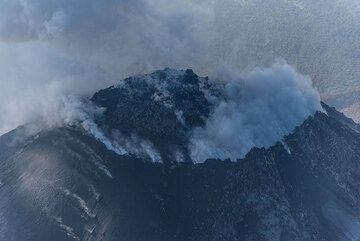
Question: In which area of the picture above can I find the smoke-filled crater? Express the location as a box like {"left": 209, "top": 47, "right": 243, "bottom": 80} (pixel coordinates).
{"left": 89, "top": 65, "right": 321, "bottom": 163}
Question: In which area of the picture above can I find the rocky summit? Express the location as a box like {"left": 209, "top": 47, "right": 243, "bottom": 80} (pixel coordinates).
{"left": 91, "top": 68, "right": 214, "bottom": 162}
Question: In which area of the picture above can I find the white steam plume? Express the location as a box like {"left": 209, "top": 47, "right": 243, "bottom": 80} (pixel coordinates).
{"left": 190, "top": 64, "right": 322, "bottom": 162}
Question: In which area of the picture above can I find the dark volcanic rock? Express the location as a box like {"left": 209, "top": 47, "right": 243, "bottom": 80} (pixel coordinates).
{"left": 1, "top": 102, "right": 360, "bottom": 241}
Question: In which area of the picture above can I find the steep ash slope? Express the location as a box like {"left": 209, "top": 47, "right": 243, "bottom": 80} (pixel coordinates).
{"left": 1, "top": 103, "right": 360, "bottom": 241}
{"left": 0, "top": 126, "right": 166, "bottom": 241}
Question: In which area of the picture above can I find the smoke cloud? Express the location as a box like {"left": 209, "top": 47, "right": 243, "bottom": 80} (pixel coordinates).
{"left": 190, "top": 64, "right": 322, "bottom": 162}
{"left": 0, "top": 0, "right": 357, "bottom": 160}
{"left": 0, "top": 0, "right": 211, "bottom": 134}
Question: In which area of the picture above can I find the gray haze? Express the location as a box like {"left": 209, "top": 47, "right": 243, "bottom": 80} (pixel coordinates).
{"left": 201, "top": 0, "right": 360, "bottom": 121}
{"left": 0, "top": 0, "right": 358, "bottom": 160}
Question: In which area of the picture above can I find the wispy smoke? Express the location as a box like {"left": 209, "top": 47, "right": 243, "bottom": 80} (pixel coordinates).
{"left": 112, "top": 131, "right": 162, "bottom": 162}
{"left": 190, "top": 64, "right": 322, "bottom": 162}
{"left": 17, "top": 93, "right": 127, "bottom": 156}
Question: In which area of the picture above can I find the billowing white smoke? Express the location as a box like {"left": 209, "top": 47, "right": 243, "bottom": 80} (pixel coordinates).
{"left": 0, "top": 42, "right": 113, "bottom": 134}
{"left": 190, "top": 64, "right": 322, "bottom": 162}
